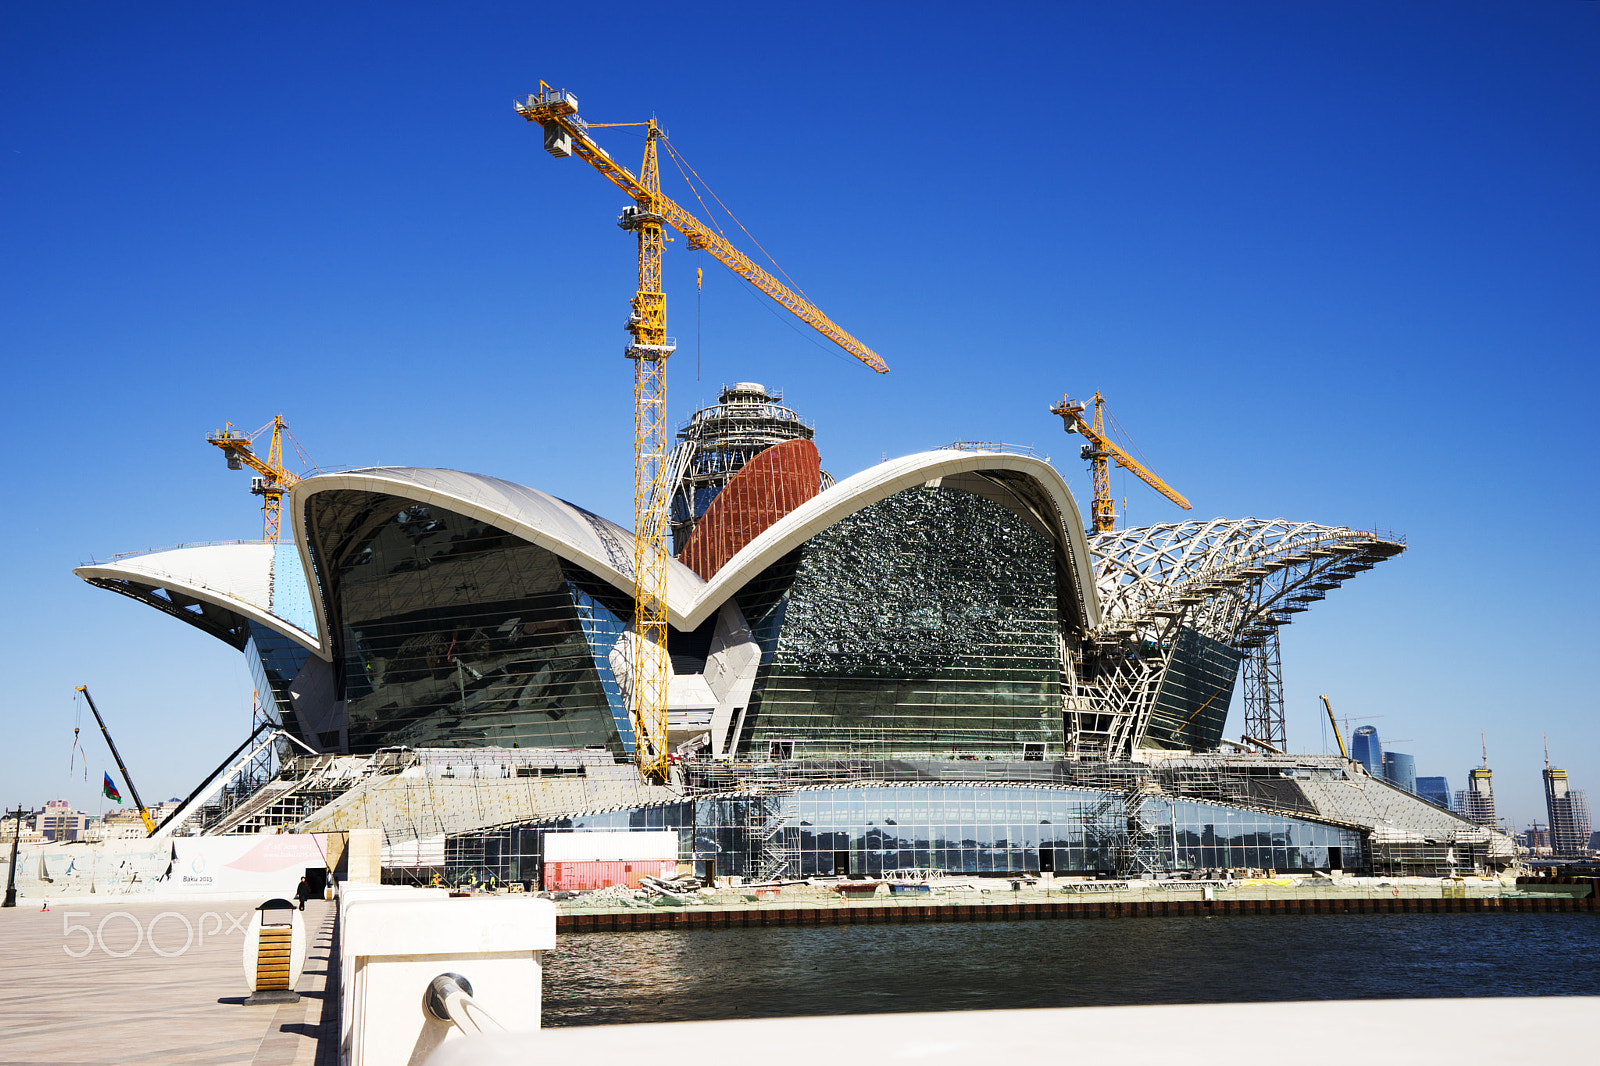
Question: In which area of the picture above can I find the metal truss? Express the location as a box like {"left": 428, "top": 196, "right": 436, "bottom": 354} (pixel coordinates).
{"left": 1241, "top": 629, "right": 1288, "bottom": 750}
{"left": 1064, "top": 519, "right": 1404, "bottom": 759}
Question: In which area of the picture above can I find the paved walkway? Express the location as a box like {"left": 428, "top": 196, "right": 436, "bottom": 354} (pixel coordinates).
{"left": 0, "top": 898, "right": 338, "bottom": 1065}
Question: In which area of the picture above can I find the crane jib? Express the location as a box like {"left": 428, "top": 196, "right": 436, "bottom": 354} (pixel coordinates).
{"left": 521, "top": 95, "right": 887, "bottom": 374}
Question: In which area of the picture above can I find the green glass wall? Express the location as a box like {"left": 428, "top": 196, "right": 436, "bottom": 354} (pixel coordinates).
{"left": 734, "top": 485, "right": 1064, "bottom": 759}
{"left": 1143, "top": 627, "right": 1241, "bottom": 751}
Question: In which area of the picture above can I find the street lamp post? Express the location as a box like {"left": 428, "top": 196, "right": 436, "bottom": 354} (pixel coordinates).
{"left": 3, "top": 805, "right": 24, "bottom": 908}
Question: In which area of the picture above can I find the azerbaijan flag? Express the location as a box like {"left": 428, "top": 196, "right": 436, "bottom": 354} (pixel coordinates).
{"left": 102, "top": 772, "right": 121, "bottom": 803}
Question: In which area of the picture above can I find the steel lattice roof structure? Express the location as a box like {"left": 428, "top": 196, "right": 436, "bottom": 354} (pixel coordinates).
{"left": 1090, "top": 518, "right": 1405, "bottom": 647}
{"left": 1060, "top": 518, "right": 1405, "bottom": 760}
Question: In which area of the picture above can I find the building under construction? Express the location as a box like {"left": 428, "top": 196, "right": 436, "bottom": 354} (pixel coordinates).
{"left": 663, "top": 383, "right": 834, "bottom": 565}
{"left": 1544, "top": 761, "right": 1592, "bottom": 859}
{"left": 74, "top": 385, "right": 1514, "bottom": 882}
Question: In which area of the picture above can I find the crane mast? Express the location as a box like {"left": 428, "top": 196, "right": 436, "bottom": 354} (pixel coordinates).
{"left": 1050, "top": 391, "right": 1191, "bottom": 534}
{"left": 516, "top": 84, "right": 885, "bottom": 782}
{"left": 624, "top": 119, "right": 673, "bottom": 786}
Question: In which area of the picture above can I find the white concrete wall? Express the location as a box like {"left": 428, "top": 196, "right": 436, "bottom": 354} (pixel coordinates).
{"left": 338, "top": 884, "right": 555, "bottom": 1066}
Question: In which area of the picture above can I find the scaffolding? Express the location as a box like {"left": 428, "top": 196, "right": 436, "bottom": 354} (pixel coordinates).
{"left": 244, "top": 691, "right": 278, "bottom": 793}
{"left": 1240, "top": 629, "right": 1288, "bottom": 749}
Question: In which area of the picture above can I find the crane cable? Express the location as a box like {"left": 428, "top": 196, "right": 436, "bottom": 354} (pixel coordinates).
{"left": 68, "top": 690, "right": 87, "bottom": 781}
{"left": 1105, "top": 408, "right": 1151, "bottom": 464}
{"left": 659, "top": 136, "right": 810, "bottom": 301}
{"left": 659, "top": 138, "right": 847, "bottom": 367}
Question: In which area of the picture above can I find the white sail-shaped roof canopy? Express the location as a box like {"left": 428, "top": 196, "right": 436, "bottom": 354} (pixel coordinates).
{"left": 288, "top": 452, "right": 1099, "bottom": 640}
{"left": 289, "top": 468, "right": 709, "bottom": 642}
{"left": 74, "top": 542, "right": 320, "bottom": 655}
{"left": 76, "top": 452, "right": 1101, "bottom": 666}
{"left": 679, "top": 448, "right": 1101, "bottom": 631}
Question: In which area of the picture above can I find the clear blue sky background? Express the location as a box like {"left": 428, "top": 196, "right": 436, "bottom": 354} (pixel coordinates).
{"left": 3, "top": 2, "right": 1595, "bottom": 829}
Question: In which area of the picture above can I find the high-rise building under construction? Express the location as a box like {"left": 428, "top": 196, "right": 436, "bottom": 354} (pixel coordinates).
{"left": 1543, "top": 762, "right": 1592, "bottom": 859}
{"left": 1459, "top": 766, "right": 1497, "bottom": 829}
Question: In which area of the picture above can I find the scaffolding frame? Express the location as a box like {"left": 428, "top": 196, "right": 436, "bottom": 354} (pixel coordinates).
{"left": 1241, "top": 629, "right": 1288, "bottom": 749}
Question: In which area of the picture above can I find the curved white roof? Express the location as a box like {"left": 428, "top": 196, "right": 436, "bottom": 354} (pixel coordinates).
{"left": 290, "top": 468, "right": 708, "bottom": 635}
{"left": 288, "top": 454, "right": 1100, "bottom": 639}
{"left": 679, "top": 449, "right": 1101, "bottom": 629}
{"left": 74, "top": 542, "right": 320, "bottom": 654}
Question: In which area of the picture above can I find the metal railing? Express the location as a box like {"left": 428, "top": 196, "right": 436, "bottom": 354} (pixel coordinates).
{"left": 425, "top": 973, "right": 506, "bottom": 1035}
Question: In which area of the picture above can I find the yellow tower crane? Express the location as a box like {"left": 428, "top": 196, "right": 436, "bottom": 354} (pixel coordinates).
{"left": 1319, "top": 695, "right": 1350, "bottom": 761}
{"left": 516, "top": 84, "right": 887, "bottom": 782}
{"left": 205, "top": 415, "right": 314, "bottom": 543}
{"left": 1050, "top": 392, "right": 1191, "bottom": 534}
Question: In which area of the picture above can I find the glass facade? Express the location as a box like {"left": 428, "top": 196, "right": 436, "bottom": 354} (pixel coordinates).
{"left": 1142, "top": 627, "right": 1241, "bottom": 751}
{"left": 734, "top": 486, "right": 1065, "bottom": 760}
{"left": 1383, "top": 751, "right": 1417, "bottom": 794}
{"left": 244, "top": 622, "right": 312, "bottom": 742}
{"left": 444, "top": 783, "right": 1365, "bottom": 886}
{"left": 1416, "top": 776, "right": 1453, "bottom": 810}
{"left": 1351, "top": 726, "right": 1382, "bottom": 778}
{"left": 306, "top": 491, "right": 634, "bottom": 755}
{"left": 271, "top": 542, "right": 317, "bottom": 635}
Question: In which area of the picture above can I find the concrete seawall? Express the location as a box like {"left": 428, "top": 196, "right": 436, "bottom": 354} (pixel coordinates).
{"left": 557, "top": 890, "right": 1598, "bottom": 933}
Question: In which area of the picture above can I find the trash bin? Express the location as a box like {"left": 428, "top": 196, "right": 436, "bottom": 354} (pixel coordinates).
{"left": 243, "top": 898, "right": 306, "bottom": 1005}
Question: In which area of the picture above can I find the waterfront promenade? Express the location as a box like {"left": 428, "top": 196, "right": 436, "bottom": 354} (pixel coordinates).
{"left": 0, "top": 899, "right": 337, "bottom": 1065}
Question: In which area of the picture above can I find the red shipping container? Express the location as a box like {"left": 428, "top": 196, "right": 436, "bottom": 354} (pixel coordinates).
{"left": 544, "top": 859, "right": 678, "bottom": 891}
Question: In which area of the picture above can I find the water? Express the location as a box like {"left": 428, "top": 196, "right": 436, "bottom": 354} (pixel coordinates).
{"left": 543, "top": 914, "right": 1600, "bottom": 1027}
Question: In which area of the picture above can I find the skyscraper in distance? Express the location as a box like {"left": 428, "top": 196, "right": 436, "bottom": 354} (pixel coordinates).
{"left": 1384, "top": 751, "right": 1417, "bottom": 795}
{"left": 1351, "top": 726, "right": 1383, "bottom": 779}
{"left": 1543, "top": 739, "right": 1592, "bottom": 859}
{"left": 1416, "top": 776, "right": 1453, "bottom": 810}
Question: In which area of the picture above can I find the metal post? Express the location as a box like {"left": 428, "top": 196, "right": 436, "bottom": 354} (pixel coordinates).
{"left": 3, "top": 805, "right": 23, "bottom": 907}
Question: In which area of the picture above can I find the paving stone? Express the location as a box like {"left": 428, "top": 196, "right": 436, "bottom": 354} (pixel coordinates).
{"left": 0, "top": 898, "right": 337, "bottom": 1065}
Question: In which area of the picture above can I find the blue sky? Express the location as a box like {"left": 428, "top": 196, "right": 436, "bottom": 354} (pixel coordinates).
{"left": 3, "top": 2, "right": 1595, "bottom": 828}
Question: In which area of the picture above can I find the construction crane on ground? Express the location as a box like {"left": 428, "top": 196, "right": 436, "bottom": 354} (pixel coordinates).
{"left": 1050, "top": 392, "right": 1190, "bottom": 535}
{"left": 77, "top": 686, "right": 155, "bottom": 835}
{"left": 205, "top": 416, "right": 315, "bottom": 543}
{"left": 1319, "top": 694, "right": 1350, "bottom": 762}
{"left": 515, "top": 83, "right": 887, "bottom": 782}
